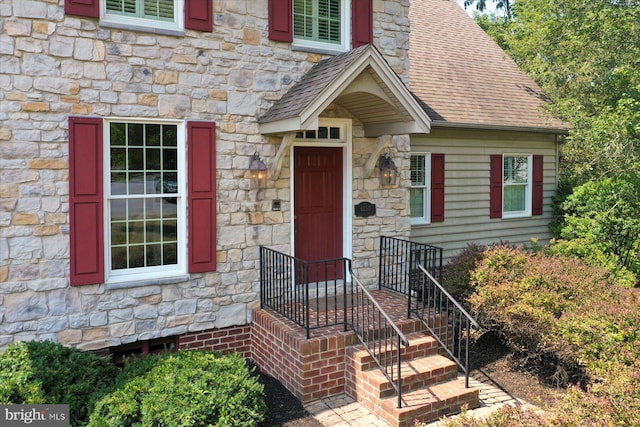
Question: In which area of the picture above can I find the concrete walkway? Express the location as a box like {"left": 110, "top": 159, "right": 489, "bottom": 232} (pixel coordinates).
{"left": 305, "top": 372, "right": 534, "bottom": 426}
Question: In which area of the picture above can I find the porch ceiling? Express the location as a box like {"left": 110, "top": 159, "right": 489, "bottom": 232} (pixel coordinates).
{"left": 258, "top": 44, "right": 431, "bottom": 137}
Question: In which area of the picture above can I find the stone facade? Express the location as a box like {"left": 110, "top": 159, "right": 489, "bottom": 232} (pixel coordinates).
{"left": 0, "top": 0, "right": 413, "bottom": 351}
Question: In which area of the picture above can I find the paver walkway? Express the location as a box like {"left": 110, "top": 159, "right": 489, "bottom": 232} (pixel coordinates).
{"left": 305, "top": 372, "right": 535, "bottom": 426}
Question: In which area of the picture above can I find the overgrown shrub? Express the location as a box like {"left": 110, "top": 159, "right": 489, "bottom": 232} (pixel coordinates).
{"left": 557, "top": 174, "right": 640, "bottom": 280}
{"left": 442, "top": 243, "right": 486, "bottom": 301}
{"left": 0, "top": 341, "right": 118, "bottom": 427}
{"left": 431, "top": 404, "right": 550, "bottom": 427}
{"left": 468, "top": 245, "right": 640, "bottom": 426}
{"left": 88, "top": 350, "right": 266, "bottom": 427}
{"left": 545, "top": 238, "right": 637, "bottom": 288}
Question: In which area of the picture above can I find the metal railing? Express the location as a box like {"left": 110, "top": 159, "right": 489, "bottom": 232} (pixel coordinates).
{"left": 410, "top": 264, "right": 479, "bottom": 387}
{"left": 259, "top": 246, "right": 350, "bottom": 339}
{"left": 379, "top": 236, "right": 443, "bottom": 299}
{"left": 347, "top": 271, "right": 410, "bottom": 409}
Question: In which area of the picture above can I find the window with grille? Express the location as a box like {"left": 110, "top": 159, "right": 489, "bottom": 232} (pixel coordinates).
{"left": 410, "top": 153, "right": 431, "bottom": 224}
{"left": 293, "top": 0, "right": 350, "bottom": 52}
{"left": 107, "top": 120, "right": 186, "bottom": 282}
{"left": 503, "top": 155, "right": 531, "bottom": 217}
{"left": 103, "top": 0, "right": 181, "bottom": 30}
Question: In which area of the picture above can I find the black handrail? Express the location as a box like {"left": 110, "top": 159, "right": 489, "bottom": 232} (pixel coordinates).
{"left": 259, "top": 246, "right": 349, "bottom": 339}
{"left": 347, "top": 271, "right": 410, "bottom": 409}
{"left": 411, "top": 264, "right": 479, "bottom": 388}
{"left": 378, "top": 236, "right": 443, "bottom": 298}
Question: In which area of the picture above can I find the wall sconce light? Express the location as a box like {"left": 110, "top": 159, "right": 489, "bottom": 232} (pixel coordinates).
{"left": 379, "top": 152, "right": 398, "bottom": 186}
{"left": 249, "top": 152, "right": 268, "bottom": 189}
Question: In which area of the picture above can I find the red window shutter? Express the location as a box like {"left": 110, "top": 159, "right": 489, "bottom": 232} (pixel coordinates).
{"left": 268, "top": 0, "right": 293, "bottom": 42}
{"left": 65, "top": 0, "right": 99, "bottom": 18}
{"left": 185, "top": 0, "right": 213, "bottom": 32}
{"left": 430, "top": 154, "right": 445, "bottom": 223}
{"left": 532, "top": 155, "right": 544, "bottom": 216}
{"left": 352, "top": 0, "right": 373, "bottom": 47}
{"left": 188, "top": 122, "right": 217, "bottom": 273}
{"left": 489, "top": 154, "right": 503, "bottom": 219}
{"left": 69, "top": 117, "right": 104, "bottom": 286}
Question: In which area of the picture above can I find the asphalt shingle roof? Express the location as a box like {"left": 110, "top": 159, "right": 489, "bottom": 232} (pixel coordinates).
{"left": 258, "top": 45, "right": 371, "bottom": 124}
{"left": 409, "top": 0, "right": 566, "bottom": 131}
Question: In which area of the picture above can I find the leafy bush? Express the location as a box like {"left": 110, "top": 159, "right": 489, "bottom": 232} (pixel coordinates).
{"left": 557, "top": 174, "right": 640, "bottom": 280}
{"left": 88, "top": 350, "right": 266, "bottom": 427}
{"left": 468, "top": 246, "right": 640, "bottom": 426}
{"left": 431, "top": 404, "right": 550, "bottom": 427}
{"left": 442, "top": 243, "right": 486, "bottom": 301}
{"left": 0, "top": 341, "right": 118, "bottom": 427}
{"left": 546, "top": 238, "right": 637, "bottom": 288}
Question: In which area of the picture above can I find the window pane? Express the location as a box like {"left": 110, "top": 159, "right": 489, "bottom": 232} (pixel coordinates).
{"left": 108, "top": 121, "right": 181, "bottom": 272}
{"left": 410, "top": 188, "right": 424, "bottom": 218}
{"left": 504, "top": 156, "right": 528, "bottom": 184}
{"left": 144, "top": 0, "right": 173, "bottom": 20}
{"left": 111, "top": 172, "right": 127, "bottom": 196}
{"left": 294, "top": 0, "right": 341, "bottom": 43}
{"left": 146, "top": 124, "right": 160, "bottom": 146}
{"left": 410, "top": 155, "right": 426, "bottom": 186}
{"left": 504, "top": 185, "right": 526, "bottom": 212}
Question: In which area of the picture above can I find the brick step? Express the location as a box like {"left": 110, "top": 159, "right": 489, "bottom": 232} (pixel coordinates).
{"left": 363, "top": 354, "right": 459, "bottom": 398}
{"left": 378, "top": 378, "right": 480, "bottom": 427}
{"left": 346, "top": 333, "right": 440, "bottom": 371}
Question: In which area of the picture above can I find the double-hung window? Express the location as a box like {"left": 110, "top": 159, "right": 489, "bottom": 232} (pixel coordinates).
{"left": 69, "top": 117, "right": 217, "bottom": 287}
{"left": 410, "top": 153, "right": 431, "bottom": 224}
{"left": 102, "top": 0, "right": 183, "bottom": 31}
{"left": 106, "top": 120, "right": 187, "bottom": 283}
{"left": 293, "top": 0, "right": 350, "bottom": 52}
{"left": 502, "top": 154, "right": 532, "bottom": 218}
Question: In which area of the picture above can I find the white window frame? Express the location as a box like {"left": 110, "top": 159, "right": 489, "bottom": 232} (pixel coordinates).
{"left": 292, "top": 0, "right": 351, "bottom": 53}
{"left": 103, "top": 118, "right": 187, "bottom": 285}
{"left": 410, "top": 153, "right": 431, "bottom": 225}
{"left": 502, "top": 154, "right": 532, "bottom": 219}
{"left": 100, "top": 0, "right": 184, "bottom": 32}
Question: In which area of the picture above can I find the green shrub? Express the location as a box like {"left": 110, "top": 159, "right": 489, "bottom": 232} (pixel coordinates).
{"left": 0, "top": 341, "right": 118, "bottom": 427}
{"left": 88, "top": 350, "right": 266, "bottom": 427}
{"left": 469, "top": 246, "right": 640, "bottom": 426}
{"left": 558, "top": 174, "right": 640, "bottom": 279}
{"left": 419, "top": 404, "right": 550, "bottom": 427}
{"left": 545, "top": 238, "right": 637, "bottom": 288}
{"left": 442, "top": 243, "right": 486, "bottom": 301}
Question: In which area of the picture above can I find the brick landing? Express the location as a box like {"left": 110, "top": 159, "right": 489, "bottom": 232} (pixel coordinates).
{"left": 251, "top": 289, "right": 479, "bottom": 426}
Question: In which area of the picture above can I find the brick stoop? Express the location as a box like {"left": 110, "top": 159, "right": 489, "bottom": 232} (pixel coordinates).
{"left": 345, "top": 333, "right": 480, "bottom": 427}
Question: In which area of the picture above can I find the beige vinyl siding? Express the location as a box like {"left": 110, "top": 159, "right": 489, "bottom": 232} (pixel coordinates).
{"left": 410, "top": 127, "right": 559, "bottom": 262}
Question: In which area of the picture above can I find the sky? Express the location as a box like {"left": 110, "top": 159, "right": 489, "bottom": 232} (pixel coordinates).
{"left": 455, "top": 0, "right": 500, "bottom": 16}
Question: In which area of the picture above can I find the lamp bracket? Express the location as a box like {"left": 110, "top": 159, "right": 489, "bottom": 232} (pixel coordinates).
{"left": 365, "top": 135, "right": 392, "bottom": 178}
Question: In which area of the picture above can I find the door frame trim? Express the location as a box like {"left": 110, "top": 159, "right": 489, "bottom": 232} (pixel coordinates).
{"left": 290, "top": 118, "right": 353, "bottom": 261}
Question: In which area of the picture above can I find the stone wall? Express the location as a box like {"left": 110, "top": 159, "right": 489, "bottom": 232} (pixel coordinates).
{"left": 0, "top": 0, "right": 412, "bottom": 351}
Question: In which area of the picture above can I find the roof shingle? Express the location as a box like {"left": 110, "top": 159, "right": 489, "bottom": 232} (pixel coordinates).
{"left": 409, "top": 0, "right": 566, "bottom": 131}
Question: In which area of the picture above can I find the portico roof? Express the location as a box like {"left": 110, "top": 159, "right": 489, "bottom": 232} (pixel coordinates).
{"left": 258, "top": 44, "right": 432, "bottom": 137}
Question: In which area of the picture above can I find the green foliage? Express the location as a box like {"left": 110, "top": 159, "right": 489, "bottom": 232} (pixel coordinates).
{"left": 477, "top": 0, "right": 640, "bottom": 187}
{"left": 442, "top": 243, "right": 486, "bottom": 301}
{"left": 0, "top": 341, "right": 119, "bottom": 427}
{"left": 556, "top": 174, "right": 640, "bottom": 279}
{"left": 546, "top": 239, "right": 637, "bottom": 288}
{"left": 468, "top": 246, "right": 640, "bottom": 426}
{"left": 88, "top": 350, "right": 266, "bottom": 427}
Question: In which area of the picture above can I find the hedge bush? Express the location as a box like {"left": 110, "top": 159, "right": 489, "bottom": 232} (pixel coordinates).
{"left": 468, "top": 245, "right": 640, "bottom": 426}
{"left": 88, "top": 350, "right": 266, "bottom": 427}
{"left": 557, "top": 174, "right": 640, "bottom": 279}
{"left": 0, "top": 342, "right": 266, "bottom": 427}
{"left": 0, "top": 341, "right": 118, "bottom": 427}
{"left": 441, "top": 242, "right": 486, "bottom": 301}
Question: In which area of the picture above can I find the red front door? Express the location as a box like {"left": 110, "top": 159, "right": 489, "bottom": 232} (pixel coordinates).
{"left": 294, "top": 147, "right": 343, "bottom": 279}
